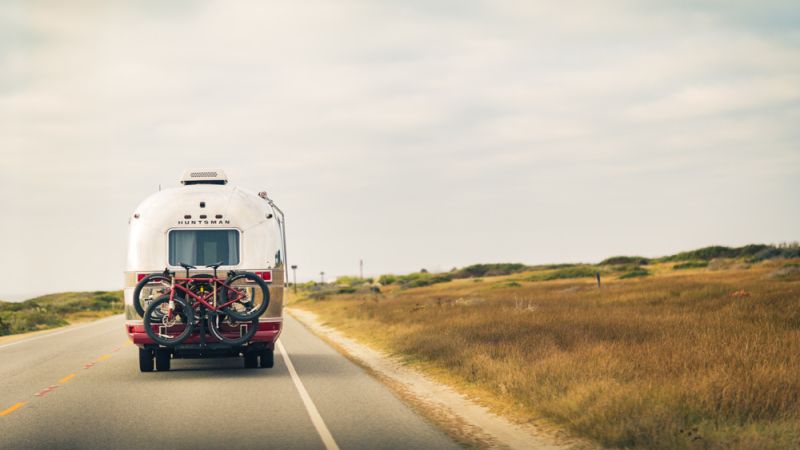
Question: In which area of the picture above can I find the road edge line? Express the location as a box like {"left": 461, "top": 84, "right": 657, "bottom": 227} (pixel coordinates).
{"left": 286, "top": 308, "right": 580, "bottom": 450}
{"left": 277, "top": 340, "right": 340, "bottom": 450}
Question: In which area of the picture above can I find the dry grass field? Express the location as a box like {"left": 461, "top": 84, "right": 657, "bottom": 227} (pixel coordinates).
{"left": 294, "top": 260, "right": 800, "bottom": 449}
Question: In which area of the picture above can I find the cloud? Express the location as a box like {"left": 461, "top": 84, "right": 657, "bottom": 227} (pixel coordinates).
{"left": 0, "top": 0, "right": 798, "bottom": 296}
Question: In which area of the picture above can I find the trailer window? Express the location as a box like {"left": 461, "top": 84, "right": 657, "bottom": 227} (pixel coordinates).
{"left": 169, "top": 230, "right": 240, "bottom": 266}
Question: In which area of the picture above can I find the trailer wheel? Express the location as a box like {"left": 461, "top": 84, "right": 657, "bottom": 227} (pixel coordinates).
{"left": 259, "top": 349, "right": 274, "bottom": 368}
{"left": 155, "top": 349, "right": 171, "bottom": 371}
{"left": 139, "top": 349, "right": 154, "bottom": 372}
{"left": 244, "top": 352, "right": 258, "bottom": 369}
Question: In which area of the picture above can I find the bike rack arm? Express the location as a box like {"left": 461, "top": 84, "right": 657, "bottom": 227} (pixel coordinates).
{"left": 263, "top": 195, "right": 288, "bottom": 285}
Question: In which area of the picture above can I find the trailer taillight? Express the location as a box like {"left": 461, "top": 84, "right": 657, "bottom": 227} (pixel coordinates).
{"left": 256, "top": 271, "right": 272, "bottom": 282}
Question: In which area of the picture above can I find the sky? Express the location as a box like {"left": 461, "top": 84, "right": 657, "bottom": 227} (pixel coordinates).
{"left": 1, "top": 1, "right": 798, "bottom": 299}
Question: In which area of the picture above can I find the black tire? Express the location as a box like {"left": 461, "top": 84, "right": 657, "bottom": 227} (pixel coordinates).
{"left": 139, "top": 348, "right": 154, "bottom": 372}
{"left": 143, "top": 295, "right": 194, "bottom": 346}
{"left": 155, "top": 349, "right": 171, "bottom": 371}
{"left": 244, "top": 352, "right": 258, "bottom": 369}
{"left": 207, "top": 314, "right": 258, "bottom": 346}
{"left": 259, "top": 349, "right": 274, "bottom": 368}
{"left": 221, "top": 272, "right": 270, "bottom": 321}
{"left": 133, "top": 274, "right": 172, "bottom": 318}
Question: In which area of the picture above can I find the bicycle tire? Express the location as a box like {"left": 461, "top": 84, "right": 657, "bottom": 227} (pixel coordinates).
{"left": 220, "top": 272, "right": 270, "bottom": 321}
{"left": 143, "top": 294, "right": 194, "bottom": 346}
{"left": 133, "top": 274, "right": 172, "bottom": 318}
{"left": 207, "top": 314, "right": 258, "bottom": 346}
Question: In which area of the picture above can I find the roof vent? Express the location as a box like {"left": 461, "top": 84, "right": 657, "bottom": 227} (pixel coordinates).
{"left": 180, "top": 169, "right": 228, "bottom": 185}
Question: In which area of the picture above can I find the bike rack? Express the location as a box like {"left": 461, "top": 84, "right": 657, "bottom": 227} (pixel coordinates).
{"left": 199, "top": 306, "right": 207, "bottom": 347}
{"left": 263, "top": 195, "right": 288, "bottom": 285}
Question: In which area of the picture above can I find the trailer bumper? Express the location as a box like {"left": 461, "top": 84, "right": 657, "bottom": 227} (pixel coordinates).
{"left": 125, "top": 319, "right": 282, "bottom": 347}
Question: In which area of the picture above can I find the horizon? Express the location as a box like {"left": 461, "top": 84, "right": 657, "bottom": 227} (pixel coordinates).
{"left": 2, "top": 1, "right": 798, "bottom": 299}
{"left": 2, "top": 240, "right": 795, "bottom": 302}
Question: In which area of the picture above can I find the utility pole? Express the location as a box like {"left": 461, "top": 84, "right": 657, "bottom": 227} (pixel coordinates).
{"left": 320, "top": 271, "right": 325, "bottom": 284}
{"left": 359, "top": 259, "right": 363, "bottom": 279}
{"left": 291, "top": 265, "right": 298, "bottom": 294}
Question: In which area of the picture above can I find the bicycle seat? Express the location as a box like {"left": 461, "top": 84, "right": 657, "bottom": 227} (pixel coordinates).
{"left": 205, "top": 261, "right": 224, "bottom": 270}
{"left": 180, "top": 262, "right": 196, "bottom": 270}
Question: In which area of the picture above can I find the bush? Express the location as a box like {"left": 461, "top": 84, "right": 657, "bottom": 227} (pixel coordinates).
{"left": 600, "top": 256, "right": 650, "bottom": 266}
{"left": 451, "top": 263, "right": 528, "bottom": 279}
{"left": 620, "top": 268, "right": 650, "bottom": 279}
{"left": 673, "top": 261, "right": 709, "bottom": 270}
{"left": 749, "top": 244, "right": 800, "bottom": 262}
{"left": 336, "top": 276, "right": 372, "bottom": 287}
{"left": 378, "top": 274, "right": 398, "bottom": 285}
{"left": 398, "top": 272, "right": 453, "bottom": 288}
{"left": 661, "top": 245, "right": 771, "bottom": 262}
{"left": 526, "top": 265, "right": 597, "bottom": 282}
{"left": 375, "top": 272, "right": 457, "bottom": 289}
{"left": 0, "top": 291, "right": 122, "bottom": 336}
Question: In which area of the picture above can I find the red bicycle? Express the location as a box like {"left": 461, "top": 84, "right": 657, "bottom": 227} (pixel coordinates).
{"left": 139, "top": 262, "right": 270, "bottom": 346}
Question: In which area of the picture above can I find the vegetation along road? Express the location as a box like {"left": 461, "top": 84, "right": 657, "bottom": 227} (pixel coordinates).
{"left": 295, "top": 244, "right": 800, "bottom": 449}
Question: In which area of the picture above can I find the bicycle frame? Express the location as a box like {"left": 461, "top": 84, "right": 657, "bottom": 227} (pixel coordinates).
{"left": 166, "top": 275, "right": 249, "bottom": 318}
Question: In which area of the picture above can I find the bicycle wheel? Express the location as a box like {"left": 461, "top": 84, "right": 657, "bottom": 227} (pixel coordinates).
{"left": 143, "top": 294, "right": 194, "bottom": 346}
{"left": 133, "top": 274, "right": 172, "bottom": 318}
{"left": 207, "top": 313, "right": 258, "bottom": 346}
{"left": 220, "top": 272, "right": 270, "bottom": 321}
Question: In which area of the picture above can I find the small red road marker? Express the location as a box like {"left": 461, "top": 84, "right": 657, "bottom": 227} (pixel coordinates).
{"left": 34, "top": 385, "right": 59, "bottom": 397}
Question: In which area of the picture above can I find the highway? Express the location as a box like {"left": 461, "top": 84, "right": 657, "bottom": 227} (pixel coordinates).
{"left": 0, "top": 315, "right": 460, "bottom": 449}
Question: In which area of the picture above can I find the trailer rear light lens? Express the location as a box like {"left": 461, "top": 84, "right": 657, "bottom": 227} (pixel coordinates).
{"left": 137, "top": 273, "right": 148, "bottom": 282}
{"left": 256, "top": 271, "right": 272, "bottom": 282}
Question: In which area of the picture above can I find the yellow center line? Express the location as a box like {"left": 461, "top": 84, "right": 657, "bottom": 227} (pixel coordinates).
{"left": 96, "top": 354, "right": 112, "bottom": 362}
{"left": 59, "top": 373, "right": 76, "bottom": 384}
{"left": 0, "top": 402, "right": 25, "bottom": 417}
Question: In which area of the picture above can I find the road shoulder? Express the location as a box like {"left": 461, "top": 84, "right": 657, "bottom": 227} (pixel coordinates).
{"left": 287, "top": 307, "right": 586, "bottom": 450}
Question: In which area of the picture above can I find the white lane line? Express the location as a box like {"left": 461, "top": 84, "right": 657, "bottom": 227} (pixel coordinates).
{"left": 0, "top": 315, "right": 122, "bottom": 351}
{"left": 277, "top": 340, "right": 340, "bottom": 450}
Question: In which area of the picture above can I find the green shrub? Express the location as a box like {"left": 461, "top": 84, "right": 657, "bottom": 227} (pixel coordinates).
{"left": 336, "top": 276, "right": 372, "bottom": 287}
{"left": 749, "top": 244, "right": 800, "bottom": 262}
{"left": 526, "top": 265, "right": 597, "bottom": 282}
{"left": 661, "top": 245, "right": 771, "bottom": 262}
{"left": 409, "top": 273, "right": 453, "bottom": 288}
{"left": 600, "top": 256, "right": 650, "bottom": 265}
{"left": 673, "top": 261, "right": 708, "bottom": 270}
{"left": 0, "top": 291, "right": 122, "bottom": 336}
{"left": 451, "top": 263, "right": 528, "bottom": 279}
{"left": 380, "top": 272, "right": 455, "bottom": 289}
{"left": 620, "top": 268, "right": 650, "bottom": 279}
{"left": 378, "top": 274, "right": 398, "bottom": 285}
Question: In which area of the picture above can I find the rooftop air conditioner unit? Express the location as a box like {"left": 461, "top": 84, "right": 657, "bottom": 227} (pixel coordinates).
{"left": 180, "top": 169, "right": 228, "bottom": 185}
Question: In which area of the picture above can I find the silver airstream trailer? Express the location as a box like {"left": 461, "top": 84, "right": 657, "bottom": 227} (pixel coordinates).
{"left": 124, "top": 169, "right": 285, "bottom": 372}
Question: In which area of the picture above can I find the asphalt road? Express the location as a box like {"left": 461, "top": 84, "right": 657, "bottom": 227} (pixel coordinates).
{"left": 0, "top": 314, "right": 460, "bottom": 450}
